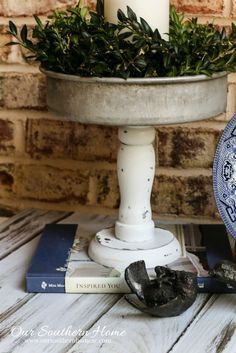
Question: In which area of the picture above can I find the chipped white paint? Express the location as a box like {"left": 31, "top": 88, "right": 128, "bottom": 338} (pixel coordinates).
{"left": 116, "top": 126, "right": 156, "bottom": 241}
{"left": 89, "top": 226, "right": 181, "bottom": 270}
{"left": 43, "top": 68, "right": 228, "bottom": 271}
{"left": 89, "top": 127, "right": 181, "bottom": 269}
{"left": 0, "top": 210, "right": 235, "bottom": 353}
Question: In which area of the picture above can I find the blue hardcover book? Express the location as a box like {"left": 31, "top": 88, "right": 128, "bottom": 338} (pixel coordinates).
{"left": 197, "top": 225, "right": 235, "bottom": 293}
{"left": 26, "top": 223, "right": 236, "bottom": 293}
{"left": 26, "top": 224, "right": 77, "bottom": 293}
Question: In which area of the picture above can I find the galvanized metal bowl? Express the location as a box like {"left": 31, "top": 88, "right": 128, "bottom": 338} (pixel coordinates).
{"left": 41, "top": 69, "right": 227, "bottom": 126}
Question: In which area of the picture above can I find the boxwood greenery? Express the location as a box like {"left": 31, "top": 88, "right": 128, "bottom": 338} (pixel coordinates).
{"left": 7, "top": 0, "right": 236, "bottom": 78}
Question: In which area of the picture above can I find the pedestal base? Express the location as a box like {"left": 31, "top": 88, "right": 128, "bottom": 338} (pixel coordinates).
{"left": 88, "top": 227, "right": 181, "bottom": 270}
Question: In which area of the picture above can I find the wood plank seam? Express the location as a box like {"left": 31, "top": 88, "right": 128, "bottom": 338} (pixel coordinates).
{"left": 0, "top": 210, "right": 37, "bottom": 238}
{"left": 0, "top": 294, "right": 35, "bottom": 324}
{"left": 209, "top": 320, "right": 236, "bottom": 353}
{"left": 167, "top": 294, "right": 212, "bottom": 353}
{"left": 0, "top": 210, "right": 72, "bottom": 260}
{"left": 168, "top": 294, "right": 236, "bottom": 353}
{"left": 65, "top": 295, "right": 124, "bottom": 353}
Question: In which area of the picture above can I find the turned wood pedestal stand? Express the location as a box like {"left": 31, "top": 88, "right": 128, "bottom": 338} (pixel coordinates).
{"left": 42, "top": 69, "right": 228, "bottom": 270}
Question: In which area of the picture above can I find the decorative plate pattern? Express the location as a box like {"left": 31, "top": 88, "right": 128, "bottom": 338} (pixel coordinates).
{"left": 213, "top": 113, "right": 236, "bottom": 239}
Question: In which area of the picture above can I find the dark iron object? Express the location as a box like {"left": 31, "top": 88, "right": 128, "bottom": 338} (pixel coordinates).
{"left": 125, "top": 260, "right": 198, "bottom": 317}
{"left": 210, "top": 260, "right": 236, "bottom": 288}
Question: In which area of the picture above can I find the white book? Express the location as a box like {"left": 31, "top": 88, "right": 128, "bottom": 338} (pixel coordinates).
{"left": 26, "top": 223, "right": 234, "bottom": 293}
{"left": 65, "top": 224, "right": 198, "bottom": 293}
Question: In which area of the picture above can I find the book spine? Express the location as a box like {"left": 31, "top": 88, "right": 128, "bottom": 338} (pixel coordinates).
{"left": 65, "top": 276, "right": 236, "bottom": 294}
{"left": 65, "top": 276, "right": 131, "bottom": 294}
{"left": 26, "top": 276, "right": 65, "bottom": 293}
{"left": 197, "top": 277, "right": 236, "bottom": 294}
{"left": 26, "top": 274, "right": 236, "bottom": 294}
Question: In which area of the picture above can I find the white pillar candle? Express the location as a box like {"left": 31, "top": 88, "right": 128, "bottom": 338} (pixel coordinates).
{"left": 104, "top": 0, "right": 169, "bottom": 39}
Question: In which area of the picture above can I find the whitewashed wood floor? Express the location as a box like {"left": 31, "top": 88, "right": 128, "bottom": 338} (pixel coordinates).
{"left": 0, "top": 209, "right": 235, "bottom": 353}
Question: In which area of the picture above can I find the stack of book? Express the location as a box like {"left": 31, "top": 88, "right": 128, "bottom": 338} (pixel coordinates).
{"left": 26, "top": 223, "right": 236, "bottom": 293}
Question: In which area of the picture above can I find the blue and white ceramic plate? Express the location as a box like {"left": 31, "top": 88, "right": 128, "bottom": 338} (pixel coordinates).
{"left": 213, "top": 113, "right": 236, "bottom": 239}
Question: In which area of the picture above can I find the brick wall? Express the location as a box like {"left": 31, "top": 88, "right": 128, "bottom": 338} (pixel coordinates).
{"left": 0, "top": 0, "right": 235, "bottom": 222}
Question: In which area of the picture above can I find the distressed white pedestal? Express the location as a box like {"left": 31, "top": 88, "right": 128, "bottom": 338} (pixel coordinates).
{"left": 42, "top": 69, "right": 228, "bottom": 270}
{"left": 1, "top": 210, "right": 236, "bottom": 353}
{"left": 88, "top": 126, "right": 180, "bottom": 269}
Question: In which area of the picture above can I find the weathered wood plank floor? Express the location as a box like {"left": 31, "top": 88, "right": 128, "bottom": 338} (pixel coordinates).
{"left": 0, "top": 210, "right": 235, "bottom": 353}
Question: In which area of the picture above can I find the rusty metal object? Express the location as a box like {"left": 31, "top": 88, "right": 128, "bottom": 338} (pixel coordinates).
{"left": 125, "top": 260, "right": 198, "bottom": 317}
{"left": 210, "top": 260, "right": 236, "bottom": 288}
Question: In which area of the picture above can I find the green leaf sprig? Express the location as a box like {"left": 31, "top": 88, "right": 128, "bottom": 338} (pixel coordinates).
{"left": 7, "top": 0, "right": 236, "bottom": 78}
